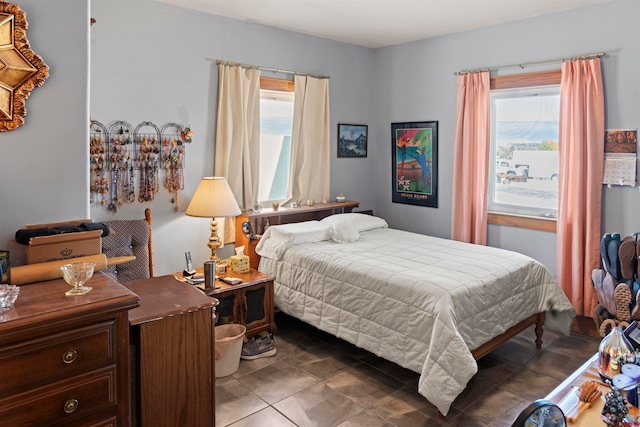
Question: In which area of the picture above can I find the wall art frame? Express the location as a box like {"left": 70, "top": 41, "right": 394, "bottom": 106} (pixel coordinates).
{"left": 391, "top": 121, "right": 438, "bottom": 208}
{"left": 0, "top": 1, "right": 49, "bottom": 132}
{"left": 338, "top": 123, "right": 368, "bottom": 157}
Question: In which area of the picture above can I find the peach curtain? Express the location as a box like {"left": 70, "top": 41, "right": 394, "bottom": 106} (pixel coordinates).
{"left": 214, "top": 64, "right": 261, "bottom": 243}
{"left": 287, "top": 75, "right": 331, "bottom": 204}
{"left": 451, "top": 71, "right": 490, "bottom": 244}
{"left": 557, "top": 59, "right": 604, "bottom": 316}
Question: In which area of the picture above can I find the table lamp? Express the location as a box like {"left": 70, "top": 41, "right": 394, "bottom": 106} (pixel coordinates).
{"left": 186, "top": 177, "right": 241, "bottom": 261}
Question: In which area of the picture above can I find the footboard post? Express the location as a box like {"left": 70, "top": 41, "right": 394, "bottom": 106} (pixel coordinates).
{"left": 534, "top": 312, "right": 545, "bottom": 348}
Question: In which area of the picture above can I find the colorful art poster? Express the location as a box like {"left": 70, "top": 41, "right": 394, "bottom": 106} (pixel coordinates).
{"left": 392, "top": 121, "right": 438, "bottom": 208}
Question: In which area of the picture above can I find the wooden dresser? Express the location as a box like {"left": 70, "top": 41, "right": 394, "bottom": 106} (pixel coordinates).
{"left": 124, "top": 275, "right": 218, "bottom": 427}
{"left": 0, "top": 273, "right": 139, "bottom": 426}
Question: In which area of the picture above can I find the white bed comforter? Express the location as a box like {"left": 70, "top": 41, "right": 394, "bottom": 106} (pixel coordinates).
{"left": 258, "top": 226, "right": 575, "bottom": 415}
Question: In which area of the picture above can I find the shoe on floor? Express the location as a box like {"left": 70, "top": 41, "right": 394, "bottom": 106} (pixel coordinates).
{"left": 602, "top": 272, "right": 618, "bottom": 317}
{"left": 619, "top": 236, "right": 636, "bottom": 281}
{"left": 636, "top": 239, "right": 640, "bottom": 280}
{"left": 632, "top": 289, "right": 640, "bottom": 321}
{"left": 615, "top": 283, "right": 632, "bottom": 323}
{"left": 241, "top": 335, "right": 277, "bottom": 360}
{"left": 593, "top": 269, "right": 612, "bottom": 315}
{"left": 601, "top": 233, "right": 612, "bottom": 275}
{"left": 608, "top": 237, "right": 622, "bottom": 281}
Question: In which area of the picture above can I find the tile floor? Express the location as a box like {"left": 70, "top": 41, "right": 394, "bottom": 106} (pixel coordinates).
{"left": 215, "top": 312, "right": 600, "bottom": 427}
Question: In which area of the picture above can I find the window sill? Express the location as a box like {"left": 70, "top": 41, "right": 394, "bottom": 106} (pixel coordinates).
{"left": 487, "top": 212, "right": 556, "bottom": 233}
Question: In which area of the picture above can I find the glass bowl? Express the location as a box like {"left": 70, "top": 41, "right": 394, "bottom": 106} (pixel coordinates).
{"left": 60, "top": 262, "right": 95, "bottom": 297}
{"left": 0, "top": 284, "right": 20, "bottom": 313}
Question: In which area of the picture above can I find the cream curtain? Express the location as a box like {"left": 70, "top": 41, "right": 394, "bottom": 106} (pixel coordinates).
{"left": 214, "top": 64, "right": 261, "bottom": 243}
{"left": 451, "top": 71, "right": 490, "bottom": 244}
{"left": 556, "top": 58, "right": 604, "bottom": 316}
{"left": 287, "top": 75, "right": 331, "bottom": 204}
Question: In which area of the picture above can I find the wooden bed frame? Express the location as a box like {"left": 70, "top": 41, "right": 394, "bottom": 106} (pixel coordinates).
{"left": 234, "top": 202, "right": 545, "bottom": 360}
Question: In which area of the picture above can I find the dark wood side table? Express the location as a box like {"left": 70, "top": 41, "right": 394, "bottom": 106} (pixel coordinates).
{"left": 124, "top": 275, "right": 218, "bottom": 427}
{"left": 209, "top": 268, "right": 276, "bottom": 338}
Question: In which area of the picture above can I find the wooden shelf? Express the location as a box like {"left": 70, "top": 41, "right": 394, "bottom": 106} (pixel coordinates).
{"left": 235, "top": 200, "right": 360, "bottom": 269}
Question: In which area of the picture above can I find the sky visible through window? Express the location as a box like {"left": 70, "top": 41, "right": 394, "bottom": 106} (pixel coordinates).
{"left": 259, "top": 97, "right": 293, "bottom": 202}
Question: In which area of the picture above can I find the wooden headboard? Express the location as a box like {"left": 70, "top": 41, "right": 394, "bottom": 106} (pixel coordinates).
{"left": 235, "top": 200, "right": 360, "bottom": 269}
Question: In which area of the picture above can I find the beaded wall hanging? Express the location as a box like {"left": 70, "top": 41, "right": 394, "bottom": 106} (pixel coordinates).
{"left": 90, "top": 120, "right": 192, "bottom": 212}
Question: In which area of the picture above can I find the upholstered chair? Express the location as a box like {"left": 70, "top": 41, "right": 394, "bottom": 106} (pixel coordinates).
{"left": 102, "top": 208, "right": 154, "bottom": 283}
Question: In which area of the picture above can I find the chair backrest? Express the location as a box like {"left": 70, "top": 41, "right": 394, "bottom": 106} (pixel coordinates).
{"left": 101, "top": 208, "right": 154, "bottom": 283}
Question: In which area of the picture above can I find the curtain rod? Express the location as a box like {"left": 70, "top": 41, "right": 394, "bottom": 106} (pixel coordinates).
{"left": 454, "top": 52, "right": 606, "bottom": 75}
{"left": 213, "top": 59, "right": 329, "bottom": 79}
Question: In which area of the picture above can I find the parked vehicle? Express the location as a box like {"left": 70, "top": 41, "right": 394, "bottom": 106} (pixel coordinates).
{"left": 496, "top": 159, "right": 528, "bottom": 183}
{"left": 512, "top": 150, "right": 559, "bottom": 181}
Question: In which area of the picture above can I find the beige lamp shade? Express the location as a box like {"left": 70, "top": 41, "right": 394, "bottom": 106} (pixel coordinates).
{"left": 186, "top": 177, "right": 241, "bottom": 261}
{"left": 185, "top": 177, "right": 241, "bottom": 218}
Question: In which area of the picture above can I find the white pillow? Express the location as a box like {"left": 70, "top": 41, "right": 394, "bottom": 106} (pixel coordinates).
{"left": 255, "top": 220, "right": 329, "bottom": 259}
{"left": 321, "top": 213, "right": 388, "bottom": 232}
{"left": 328, "top": 222, "right": 359, "bottom": 243}
{"left": 269, "top": 221, "right": 330, "bottom": 244}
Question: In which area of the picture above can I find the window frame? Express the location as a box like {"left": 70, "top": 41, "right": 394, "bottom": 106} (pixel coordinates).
{"left": 487, "top": 70, "right": 561, "bottom": 233}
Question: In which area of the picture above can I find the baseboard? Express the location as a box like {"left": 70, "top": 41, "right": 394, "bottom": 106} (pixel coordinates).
{"left": 572, "top": 315, "right": 599, "bottom": 338}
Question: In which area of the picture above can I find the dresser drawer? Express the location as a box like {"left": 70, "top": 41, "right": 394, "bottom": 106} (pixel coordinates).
{"left": 0, "top": 366, "right": 117, "bottom": 425}
{"left": 0, "top": 320, "right": 116, "bottom": 398}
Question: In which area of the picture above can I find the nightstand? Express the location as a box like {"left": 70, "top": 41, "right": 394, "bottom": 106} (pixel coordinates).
{"left": 211, "top": 268, "right": 276, "bottom": 337}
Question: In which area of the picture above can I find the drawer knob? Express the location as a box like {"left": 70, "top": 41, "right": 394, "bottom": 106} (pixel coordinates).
{"left": 64, "top": 399, "right": 79, "bottom": 414}
{"left": 62, "top": 350, "right": 78, "bottom": 364}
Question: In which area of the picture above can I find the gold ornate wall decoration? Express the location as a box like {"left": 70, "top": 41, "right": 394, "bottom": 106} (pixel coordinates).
{"left": 0, "top": 1, "right": 49, "bottom": 132}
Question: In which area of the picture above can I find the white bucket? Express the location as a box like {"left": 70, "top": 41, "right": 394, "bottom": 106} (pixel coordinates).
{"left": 214, "top": 324, "right": 246, "bottom": 377}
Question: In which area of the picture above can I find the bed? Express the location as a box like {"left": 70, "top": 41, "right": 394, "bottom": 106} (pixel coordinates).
{"left": 252, "top": 213, "right": 575, "bottom": 415}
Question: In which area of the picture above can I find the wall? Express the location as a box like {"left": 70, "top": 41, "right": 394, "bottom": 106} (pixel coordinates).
{"left": 89, "top": 1, "right": 376, "bottom": 274}
{"left": 373, "top": 0, "right": 640, "bottom": 276}
{"left": 3, "top": 0, "right": 637, "bottom": 280}
{"left": 0, "top": 0, "right": 89, "bottom": 267}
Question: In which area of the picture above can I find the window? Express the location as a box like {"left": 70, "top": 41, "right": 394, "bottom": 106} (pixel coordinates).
{"left": 258, "top": 78, "right": 294, "bottom": 203}
{"left": 487, "top": 70, "right": 561, "bottom": 231}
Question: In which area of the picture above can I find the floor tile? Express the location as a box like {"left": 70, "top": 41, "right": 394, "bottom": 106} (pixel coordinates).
{"left": 323, "top": 362, "right": 406, "bottom": 409}
{"left": 215, "top": 378, "right": 269, "bottom": 426}
{"left": 287, "top": 342, "right": 358, "bottom": 380}
{"left": 216, "top": 312, "right": 601, "bottom": 427}
{"left": 227, "top": 407, "right": 297, "bottom": 427}
{"left": 544, "top": 332, "right": 600, "bottom": 359}
{"left": 335, "top": 411, "right": 395, "bottom": 427}
{"left": 496, "top": 366, "right": 566, "bottom": 402}
{"left": 525, "top": 347, "right": 594, "bottom": 381}
{"left": 274, "top": 382, "right": 364, "bottom": 427}
{"left": 371, "top": 383, "right": 453, "bottom": 427}
{"left": 238, "top": 359, "right": 319, "bottom": 404}
{"left": 233, "top": 352, "right": 281, "bottom": 378}
{"left": 463, "top": 388, "right": 530, "bottom": 425}
{"left": 361, "top": 354, "right": 420, "bottom": 385}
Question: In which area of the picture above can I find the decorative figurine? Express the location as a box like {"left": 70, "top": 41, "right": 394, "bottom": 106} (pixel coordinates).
{"left": 601, "top": 385, "right": 630, "bottom": 426}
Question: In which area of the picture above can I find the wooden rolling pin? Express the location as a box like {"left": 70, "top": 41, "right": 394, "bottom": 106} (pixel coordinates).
{"left": 9, "top": 254, "right": 136, "bottom": 285}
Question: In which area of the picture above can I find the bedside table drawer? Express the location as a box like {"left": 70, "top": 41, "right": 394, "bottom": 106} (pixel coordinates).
{"left": 0, "top": 366, "right": 117, "bottom": 426}
{"left": 0, "top": 320, "right": 116, "bottom": 398}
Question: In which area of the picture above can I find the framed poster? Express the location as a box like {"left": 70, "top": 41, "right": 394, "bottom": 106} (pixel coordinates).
{"left": 338, "top": 124, "right": 368, "bottom": 157}
{"left": 391, "top": 121, "right": 438, "bottom": 208}
{"left": 0, "top": 250, "right": 8, "bottom": 284}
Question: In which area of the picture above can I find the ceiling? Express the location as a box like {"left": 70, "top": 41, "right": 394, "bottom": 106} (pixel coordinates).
{"left": 154, "top": 0, "right": 611, "bottom": 49}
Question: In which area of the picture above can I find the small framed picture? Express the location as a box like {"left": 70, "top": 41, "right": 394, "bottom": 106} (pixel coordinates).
{"left": 338, "top": 124, "right": 368, "bottom": 158}
{"left": 0, "top": 250, "right": 9, "bottom": 284}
